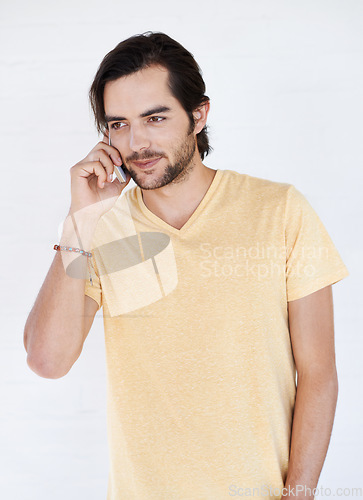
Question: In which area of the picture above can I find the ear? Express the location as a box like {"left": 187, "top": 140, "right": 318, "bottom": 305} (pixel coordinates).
{"left": 192, "top": 100, "right": 210, "bottom": 134}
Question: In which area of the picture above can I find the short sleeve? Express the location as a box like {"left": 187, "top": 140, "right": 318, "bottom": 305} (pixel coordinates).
{"left": 84, "top": 251, "right": 103, "bottom": 311}
{"left": 285, "top": 185, "right": 349, "bottom": 302}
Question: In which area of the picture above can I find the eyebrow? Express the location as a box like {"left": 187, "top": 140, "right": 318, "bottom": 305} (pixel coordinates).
{"left": 105, "top": 106, "right": 171, "bottom": 123}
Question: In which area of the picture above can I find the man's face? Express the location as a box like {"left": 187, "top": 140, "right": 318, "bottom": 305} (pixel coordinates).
{"left": 104, "top": 65, "right": 199, "bottom": 190}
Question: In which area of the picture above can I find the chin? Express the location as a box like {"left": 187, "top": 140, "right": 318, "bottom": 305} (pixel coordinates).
{"left": 128, "top": 161, "right": 187, "bottom": 190}
{"left": 130, "top": 172, "right": 160, "bottom": 190}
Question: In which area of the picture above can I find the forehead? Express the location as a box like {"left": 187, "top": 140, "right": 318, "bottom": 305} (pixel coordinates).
{"left": 104, "top": 65, "right": 180, "bottom": 116}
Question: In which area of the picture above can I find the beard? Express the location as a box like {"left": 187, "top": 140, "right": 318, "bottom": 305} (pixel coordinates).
{"left": 123, "top": 126, "right": 197, "bottom": 190}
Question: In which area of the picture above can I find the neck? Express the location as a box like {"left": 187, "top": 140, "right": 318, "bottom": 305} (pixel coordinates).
{"left": 140, "top": 158, "right": 217, "bottom": 230}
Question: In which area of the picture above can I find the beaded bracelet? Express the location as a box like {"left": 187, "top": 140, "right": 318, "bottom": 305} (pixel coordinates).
{"left": 54, "top": 244, "right": 92, "bottom": 257}
{"left": 54, "top": 244, "right": 94, "bottom": 286}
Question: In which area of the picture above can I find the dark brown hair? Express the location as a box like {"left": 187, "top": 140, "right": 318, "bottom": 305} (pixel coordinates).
{"left": 89, "top": 31, "right": 212, "bottom": 160}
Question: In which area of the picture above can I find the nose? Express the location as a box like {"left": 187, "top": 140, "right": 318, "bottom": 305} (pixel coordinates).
{"left": 129, "top": 123, "right": 151, "bottom": 152}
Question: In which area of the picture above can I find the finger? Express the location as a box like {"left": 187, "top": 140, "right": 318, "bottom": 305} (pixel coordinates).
{"left": 92, "top": 140, "right": 122, "bottom": 166}
{"left": 75, "top": 160, "right": 110, "bottom": 189}
{"left": 90, "top": 149, "right": 114, "bottom": 181}
{"left": 88, "top": 149, "right": 118, "bottom": 181}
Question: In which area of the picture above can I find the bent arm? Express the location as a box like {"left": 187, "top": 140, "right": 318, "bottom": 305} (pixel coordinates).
{"left": 283, "top": 285, "right": 338, "bottom": 498}
{"left": 24, "top": 213, "right": 99, "bottom": 379}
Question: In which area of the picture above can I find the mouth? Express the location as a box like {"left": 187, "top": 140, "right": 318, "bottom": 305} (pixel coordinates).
{"left": 132, "top": 157, "right": 162, "bottom": 170}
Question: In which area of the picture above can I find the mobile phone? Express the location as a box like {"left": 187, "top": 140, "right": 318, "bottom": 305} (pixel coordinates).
{"left": 108, "top": 134, "right": 128, "bottom": 182}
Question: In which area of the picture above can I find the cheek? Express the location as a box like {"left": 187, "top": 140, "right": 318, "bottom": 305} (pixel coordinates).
{"left": 155, "top": 125, "right": 188, "bottom": 148}
{"left": 147, "top": 130, "right": 174, "bottom": 153}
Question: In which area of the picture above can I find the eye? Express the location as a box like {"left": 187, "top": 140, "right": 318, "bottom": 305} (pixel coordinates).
{"left": 148, "top": 116, "right": 165, "bottom": 123}
{"left": 111, "top": 122, "right": 126, "bottom": 130}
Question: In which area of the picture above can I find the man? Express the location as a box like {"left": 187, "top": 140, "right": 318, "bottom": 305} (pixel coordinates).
{"left": 24, "top": 32, "right": 349, "bottom": 499}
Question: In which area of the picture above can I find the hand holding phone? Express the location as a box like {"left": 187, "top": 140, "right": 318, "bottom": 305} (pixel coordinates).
{"left": 68, "top": 136, "right": 131, "bottom": 218}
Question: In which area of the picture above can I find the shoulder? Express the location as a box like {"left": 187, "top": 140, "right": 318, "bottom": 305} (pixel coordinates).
{"left": 220, "top": 169, "right": 294, "bottom": 205}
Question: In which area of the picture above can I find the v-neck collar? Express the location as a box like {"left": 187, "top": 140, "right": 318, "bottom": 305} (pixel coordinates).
{"left": 135, "top": 169, "right": 223, "bottom": 236}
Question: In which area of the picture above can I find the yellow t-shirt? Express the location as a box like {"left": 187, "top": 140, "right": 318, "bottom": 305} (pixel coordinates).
{"left": 84, "top": 169, "right": 349, "bottom": 500}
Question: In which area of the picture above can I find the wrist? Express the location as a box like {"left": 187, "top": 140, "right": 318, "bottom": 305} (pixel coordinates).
{"left": 57, "top": 211, "right": 99, "bottom": 280}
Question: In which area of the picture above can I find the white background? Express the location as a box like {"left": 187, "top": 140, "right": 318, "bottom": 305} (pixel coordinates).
{"left": 0, "top": 0, "right": 361, "bottom": 498}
